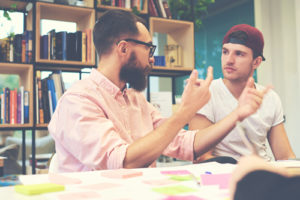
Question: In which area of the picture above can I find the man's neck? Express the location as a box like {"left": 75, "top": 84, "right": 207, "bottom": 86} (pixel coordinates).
{"left": 97, "top": 57, "right": 126, "bottom": 90}
{"left": 222, "top": 78, "right": 248, "bottom": 99}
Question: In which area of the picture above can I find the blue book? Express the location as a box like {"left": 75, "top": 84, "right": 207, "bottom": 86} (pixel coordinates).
{"left": 47, "top": 78, "right": 57, "bottom": 113}
{"left": 41, "top": 35, "right": 48, "bottom": 59}
{"left": 24, "top": 90, "right": 29, "bottom": 123}
{"left": 55, "top": 31, "right": 67, "bottom": 60}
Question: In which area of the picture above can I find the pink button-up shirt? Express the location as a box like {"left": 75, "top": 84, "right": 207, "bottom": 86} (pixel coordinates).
{"left": 48, "top": 69, "right": 196, "bottom": 172}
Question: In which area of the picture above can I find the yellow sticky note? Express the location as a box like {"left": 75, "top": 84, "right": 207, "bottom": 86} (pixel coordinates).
{"left": 15, "top": 183, "right": 65, "bottom": 195}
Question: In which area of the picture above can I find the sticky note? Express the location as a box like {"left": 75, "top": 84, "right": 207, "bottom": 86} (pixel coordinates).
{"left": 143, "top": 179, "right": 178, "bottom": 185}
{"left": 57, "top": 191, "right": 101, "bottom": 200}
{"left": 15, "top": 183, "right": 65, "bottom": 195}
{"left": 48, "top": 173, "right": 82, "bottom": 185}
{"left": 169, "top": 175, "right": 193, "bottom": 181}
{"left": 101, "top": 169, "right": 143, "bottom": 179}
{"left": 80, "top": 182, "right": 121, "bottom": 190}
{"left": 200, "top": 173, "right": 231, "bottom": 189}
{"left": 161, "top": 170, "right": 191, "bottom": 175}
{"left": 153, "top": 185, "right": 197, "bottom": 195}
{"left": 162, "top": 195, "right": 204, "bottom": 200}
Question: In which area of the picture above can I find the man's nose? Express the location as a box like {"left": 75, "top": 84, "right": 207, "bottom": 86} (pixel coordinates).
{"left": 149, "top": 56, "right": 155, "bottom": 64}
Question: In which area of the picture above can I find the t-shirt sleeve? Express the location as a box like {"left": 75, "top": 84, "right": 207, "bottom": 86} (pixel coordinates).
{"left": 270, "top": 90, "right": 284, "bottom": 126}
{"left": 196, "top": 98, "right": 215, "bottom": 123}
{"left": 234, "top": 170, "right": 300, "bottom": 200}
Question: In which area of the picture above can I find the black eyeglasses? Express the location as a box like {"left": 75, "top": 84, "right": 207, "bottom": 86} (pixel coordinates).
{"left": 121, "top": 38, "right": 156, "bottom": 58}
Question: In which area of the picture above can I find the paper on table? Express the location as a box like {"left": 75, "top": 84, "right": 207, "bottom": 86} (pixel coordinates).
{"left": 153, "top": 185, "right": 198, "bottom": 195}
{"left": 162, "top": 195, "right": 204, "bottom": 200}
{"left": 143, "top": 179, "right": 178, "bottom": 185}
{"left": 57, "top": 191, "right": 101, "bottom": 200}
{"left": 80, "top": 182, "right": 121, "bottom": 190}
{"left": 101, "top": 169, "right": 143, "bottom": 179}
{"left": 48, "top": 173, "right": 82, "bottom": 185}
{"left": 200, "top": 173, "right": 231, "bottom": 189}
{"left": 161, "top": 170, "right": 191, "bottom": 175}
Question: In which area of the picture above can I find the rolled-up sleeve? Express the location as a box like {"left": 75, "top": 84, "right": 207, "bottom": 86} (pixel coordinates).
{"left": 49, "top": 92, "right": 129, "bottom": 171}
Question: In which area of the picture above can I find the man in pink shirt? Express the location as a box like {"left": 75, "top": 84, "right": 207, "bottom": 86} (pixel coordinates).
{"left": 48, "top": 10, "right": 267, "bottom": 172}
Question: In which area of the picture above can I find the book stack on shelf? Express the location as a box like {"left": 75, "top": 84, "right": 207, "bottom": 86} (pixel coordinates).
{"left": 148, "top": 0, "right": 171, "bottom": 18}
{"left": 98, "top": 0, "right": 147, "bottom": 12}
{"left": 40, "top": 29, "right": 92, "bottom": 62}
{"left": 35, "top": 71, "right": 65, "bottom": 124}
{"left": 0, "top": 86, "right": 30, "bottom": 125}
{"left": 0, "top": 30, "right": 33, "bottom": 63}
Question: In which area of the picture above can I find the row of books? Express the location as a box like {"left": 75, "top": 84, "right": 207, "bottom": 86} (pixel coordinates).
{"left": 40, "top": 29, "right": 92, "bottom": 62}
{"left": 0, "top": 87, "right": 30, "bottom": 124}
{"left": 149, "top": 0, "right": 172, "bottom": 18}
{"left": 0, "top": 31, "right": 33, "bottom": 63}
{"left": 99, "top": 0, "right": 146, "bottom": 11}
{"left": 35, "top": 70, "right": 65, "bottom": 124}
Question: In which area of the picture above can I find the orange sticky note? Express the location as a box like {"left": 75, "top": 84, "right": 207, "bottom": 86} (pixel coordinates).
{"left": 48, "top": 173, "right": 82, "bottom": 185}
{"left": 101, "top": 169, "right": 143, "bottom": 179}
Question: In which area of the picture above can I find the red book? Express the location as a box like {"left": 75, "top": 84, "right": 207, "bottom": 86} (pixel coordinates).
{"left": 10, "top": 89, "right": 17, "bottom": 124}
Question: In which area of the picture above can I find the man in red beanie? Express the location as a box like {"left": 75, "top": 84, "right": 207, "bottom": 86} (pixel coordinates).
{"left": 189, "top": 24, "right": 295, "bottom": 162}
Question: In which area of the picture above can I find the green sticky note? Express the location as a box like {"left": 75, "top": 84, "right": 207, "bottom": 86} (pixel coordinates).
{"left": 153, "top": 185, "right": 197, "bottom": 195}
{"left": 15, "top": 183, "right": 65, "bottom": 195}
{"left": 169, "top": 175, "right": 193, "bottom": 181}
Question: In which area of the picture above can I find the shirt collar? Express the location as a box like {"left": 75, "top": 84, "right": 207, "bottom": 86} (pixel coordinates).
{"left": 90, "top": 68, "right": 126, "bottom": 98}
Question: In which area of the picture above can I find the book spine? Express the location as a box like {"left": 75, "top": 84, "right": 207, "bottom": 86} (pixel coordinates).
{"left": 24, "top": 90, "right": 29, "bottom": 124}
{"left": 4, "top": 87, "right": 10, "bottom": 124}
{"left": 36, "top": 71, "right": 44, "bottom": 124}
{"left": 0, "top": 93, "right": 4, "bottom": 124}
{"left": 17, "top": 91, "right": 22, "bottom": 124}
{"left": 20, "top": 86, "right": 24, "bottom": 124}
{"left": 10, "top": 89, "right": 17, "bottom": 124}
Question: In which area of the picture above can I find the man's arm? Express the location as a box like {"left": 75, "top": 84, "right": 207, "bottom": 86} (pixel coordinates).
{"left": 123, "top": 68, "right": 213, "bottom": 168}
{"left": 192, "top": 77, "right": 270, "bottom": 158}
{"left": 268, "top": 123, "right": 295, "bottom": 160}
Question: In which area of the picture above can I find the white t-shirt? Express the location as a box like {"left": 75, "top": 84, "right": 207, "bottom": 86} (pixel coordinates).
{"left": 197, "top": 78, "right": 284, "bottom": 161}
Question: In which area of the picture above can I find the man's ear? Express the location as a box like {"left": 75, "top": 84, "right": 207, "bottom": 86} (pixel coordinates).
{"left": 252, "top": 56, "right": 262, "bottom": 70}
{"left": 117, "top": 41, "right": 128, "bottom": 56}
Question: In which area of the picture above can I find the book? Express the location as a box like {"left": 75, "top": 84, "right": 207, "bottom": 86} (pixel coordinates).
{"left": 81, "top": 31, "right": 86, "bottom": 62}
{"left": 36, "top": 71, "right": 44, "bottom": 124}
{"left": 9, "top": 89, "right": 17, "bottom": 124}
{"left": 0, "top": 93, "right": 3, "bottom": 124}
{"left": 13, "top": 34, "right": 23, "bottom": 63}
{"left": 41, "top": 78, "right": 50, "bottom": 123}
{"left": 19, "top": 86, "right": 24, "bottom": 124}
{"left": 24, "top": 90, "right": 29, "bottom": 124}
{"left": 158, "top": 0, "right": 166, "bottom": 18}
{"left": 4, "top": 87, "right": 10, "bottom": 124}
{"left": 17, "top": 90, "right": 22, "bottom": 124}
{"left": 24, "top": 30, "right": 33, "bottom": 63}
{"left": 162, "top": 0, "right": 172, "bottom": 19}
{"left": 55, "top": 31, "right": 67, "bottom": 60}
{"left": 74, "top": 31, "right": 82, "bottom": 61}
{"left": 40, "top": 35, "right": 49, "bottom": 59}
{"left": 47, "top": 78, "right": 57, "bottom": 113}
{"left": 48, "top": 29, "right": 56, "bottom": 60}
{"left": 66, "top": 32, "right": 77, "bottom": 61}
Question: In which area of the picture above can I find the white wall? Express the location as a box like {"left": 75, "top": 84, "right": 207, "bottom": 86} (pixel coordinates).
{"left": 255, "top": 0, "right": 300, "bottom": 157}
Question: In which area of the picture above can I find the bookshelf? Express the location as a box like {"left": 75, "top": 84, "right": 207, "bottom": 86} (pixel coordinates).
{"left": 0, "top": 0, "right": 195, "bottom": 174}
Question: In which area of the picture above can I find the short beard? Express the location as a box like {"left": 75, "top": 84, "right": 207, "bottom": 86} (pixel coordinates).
{"left": 119, "top": 52, "right": 152, "bottom": 92}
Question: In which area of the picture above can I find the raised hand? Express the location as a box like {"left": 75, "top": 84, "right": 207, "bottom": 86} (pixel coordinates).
{"left": 180, "top": 66, "right": 213, "bottom": 116}
{"left": 237, "top": 77, "right": 271, "bottom": 121}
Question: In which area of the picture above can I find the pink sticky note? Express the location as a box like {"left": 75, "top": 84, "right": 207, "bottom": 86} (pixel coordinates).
{"left": 80, "top": 182, "right": 121, "bottom": 190}
{"left": 48, "top": 173, "right": 82, "bottom": 185}
{"left": 101, "top": 169, "right": 143, "bottom": 179}
{"left": 162, "top": 195, "right": 204, "bottom": 200}
{"left": 200, "top": 173, "right": 232, "bottom": 189}
{"left": 160, "top": 170, "right": 191, "bottom": 175}
{"left": 143, "top": 179, "right": 178, "bottom": 185}
{"left": 58, "top": 191, "right": 101, "bottom": 200}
